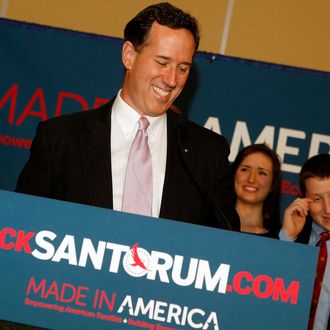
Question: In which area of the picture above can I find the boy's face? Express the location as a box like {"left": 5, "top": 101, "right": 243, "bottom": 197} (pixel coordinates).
{"left": 305, "top": 177, "right": 330, "bottom": 231}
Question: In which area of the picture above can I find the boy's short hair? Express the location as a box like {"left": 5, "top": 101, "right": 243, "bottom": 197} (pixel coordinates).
{"left": 299, "top": 153, "right": 330, "bottom": 196}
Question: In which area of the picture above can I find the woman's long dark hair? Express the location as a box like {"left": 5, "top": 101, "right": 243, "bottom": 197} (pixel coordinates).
{"left": 231, "top": 144, "right": 282, "bottom": 236}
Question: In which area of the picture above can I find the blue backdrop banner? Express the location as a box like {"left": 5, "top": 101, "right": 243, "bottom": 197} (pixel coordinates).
{"left": 0, "top": 190, "right": 317, "bottom": 329}
{"left": 0, "top": 18, "right": 329, "bottom": 212}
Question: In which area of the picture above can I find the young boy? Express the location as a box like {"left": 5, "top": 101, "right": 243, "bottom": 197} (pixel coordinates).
{"left": 280, "top": 153, "right": 330, "bottom": 330}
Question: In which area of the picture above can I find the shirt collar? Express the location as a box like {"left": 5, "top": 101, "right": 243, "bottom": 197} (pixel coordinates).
{"left": 310, "top": 222, "right": 329, "bottom": 245}
{"left": 112, "top": 90, "right": 167, "bottom": 138}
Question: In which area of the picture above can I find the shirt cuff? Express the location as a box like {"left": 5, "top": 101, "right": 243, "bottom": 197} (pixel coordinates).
{"left": 279, "top": 228, "right": 296, "bottom": 242}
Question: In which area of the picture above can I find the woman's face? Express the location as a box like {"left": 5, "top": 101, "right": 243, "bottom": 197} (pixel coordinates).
{"left": 235, "top": 152, "right": 274, "bottom": 206}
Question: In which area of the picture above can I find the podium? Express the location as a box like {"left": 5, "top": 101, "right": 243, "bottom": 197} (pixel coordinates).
{"left": 0, "top": 190, "right": 317, "bottom": 329}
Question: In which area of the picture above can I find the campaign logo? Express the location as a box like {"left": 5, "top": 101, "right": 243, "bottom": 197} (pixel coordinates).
{"left": 123, "top": 243, "right": 151, "bottom": 277}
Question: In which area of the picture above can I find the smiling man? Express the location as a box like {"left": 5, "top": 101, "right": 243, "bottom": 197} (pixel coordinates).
{"left": 280, "top": 153, "right": 330, "bottom": 329}
{"left": 15, "top": 2, "right": 239, "bottom": 231}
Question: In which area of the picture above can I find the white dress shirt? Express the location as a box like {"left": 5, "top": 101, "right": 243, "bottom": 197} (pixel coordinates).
{"left": 111, "top": 90, "right": 167, "bottom": 217}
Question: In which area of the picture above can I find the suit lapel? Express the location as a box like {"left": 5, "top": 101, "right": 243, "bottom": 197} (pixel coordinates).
{"left": 160, "top": 110, "right": 187, "bottom": 219}
{"left": 79, "top": 102, "right": 113, "bottom": 209}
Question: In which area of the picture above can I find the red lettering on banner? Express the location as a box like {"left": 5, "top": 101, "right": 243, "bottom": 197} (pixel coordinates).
{"left": 93, "top": 97, "right": 110, "bottom": 109}
{"left": 26, "top": 277, "right": 47, "bottom": 296}
{"left": 0, "top": 227, "right": 16, "bottom": 250}
{"left": 44, "top": 281, "right": 60, "bottom": 300}
{"left": 232, "top": 271, "right": 252, "bottom": 295}
{"left": 0, "top": 134, "right": 32, "bottom": 149}
{"left": 59, "top": 283, "right": 88, "bottom": 306}
{"left": 231, "top": 271, "right": 299, "bottom": 303}
{"left": 15, "top": 230, "right": 36, "bottom": 253}
{"left": 272, "top": 278, "right": 300, "bottom": 304}
{"left": 26, "top": 277, "right": 89, "bottom": 306}
{"left": 0, "top": 84, "right": 18, "bottom": 124}
{"left": 281, "top": 180, "right": 301, "bottom": 196}
{"left": 0, "top": 84, "right": 110, "bottom": 125}
{"left": 0, "top": 135, "right": 11, "bottom": 146}
{"left": 92, "top": 289, "right": 116, "bottom": 311}
{"left": 55, "top": 91, "right": 89, "bottom": 117}
{"left": 0, "top": 227, "right": 35, "bottom": 253}
{"left": 252, "top": 275, "right": 274, "bottom": 299}
{"left": 16, "top": 88, "right": 48, "bottom": 125}
{"left": 9, "top": 136, "right": 25, "bottom": 148}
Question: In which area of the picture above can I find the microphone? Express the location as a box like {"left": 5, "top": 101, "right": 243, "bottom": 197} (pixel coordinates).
{"left": 176, "top": 122, "right": 235, "bottom": 231}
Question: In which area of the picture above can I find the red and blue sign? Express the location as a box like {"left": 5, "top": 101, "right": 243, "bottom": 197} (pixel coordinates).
{"left": 0, "top": 190, "right": 317, "bottom": 329}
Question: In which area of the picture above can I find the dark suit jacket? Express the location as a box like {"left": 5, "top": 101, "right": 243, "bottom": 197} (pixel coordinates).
{"left": 15, "top": 101, "right": 240, "bottom": 231}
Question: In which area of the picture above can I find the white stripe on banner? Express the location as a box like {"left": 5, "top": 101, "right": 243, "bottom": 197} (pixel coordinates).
{"left": 219, "top": 0, "right": 235, "bottom": 55}
{"left": 0, "top": 0, "right": 10, "bottom": 17}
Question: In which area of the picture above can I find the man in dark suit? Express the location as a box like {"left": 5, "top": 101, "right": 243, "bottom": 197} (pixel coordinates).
{"left": 280, "top": 153, "right": 330, "bottom": 329}
{"left": 15, "top": 2, "right": 240, "bottom": 232}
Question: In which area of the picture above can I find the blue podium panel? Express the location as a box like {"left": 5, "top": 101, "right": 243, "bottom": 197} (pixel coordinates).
{"left": 0, "top": 190, "right": 317, "bottom": 329}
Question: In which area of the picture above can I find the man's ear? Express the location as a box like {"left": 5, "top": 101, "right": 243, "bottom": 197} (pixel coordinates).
{"left": 122, "top": 41, "right": 136, "bottom": 70}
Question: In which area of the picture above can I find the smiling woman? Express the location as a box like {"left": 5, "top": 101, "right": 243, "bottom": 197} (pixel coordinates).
{"left": 231, "top": 143, "right": 282, "bottom": 238}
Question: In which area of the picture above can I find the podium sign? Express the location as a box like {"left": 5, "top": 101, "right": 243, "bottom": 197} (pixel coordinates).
{"left": 0, "top": 190, "right": 317, "bottom": 329}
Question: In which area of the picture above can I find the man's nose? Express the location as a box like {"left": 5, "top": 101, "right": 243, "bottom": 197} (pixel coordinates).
{"left": 163, "top": 67, "right": 176, "bottom": 88}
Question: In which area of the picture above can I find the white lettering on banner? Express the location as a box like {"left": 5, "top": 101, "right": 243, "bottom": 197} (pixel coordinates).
{"left": 309, "top": 133, "right": 330, "bottom": 158}
{"left": 146, "top": 253, "right": 229, "bottom": 293}
{"left": 31, "top": 231, "right": 230, "bottom": 294}
{"left": 117, "top": 295, "right": 219, "bottom": 329}
{"left": 171, "top": 255, "right": 198, "bottom": 286}
{"left": 52, "top": 234, "right": 78, "bottom": 265}
{"left": 229, "top": 122, "right": 276, "bottom": 160}
{"left": 78, "top": 239, "right": 107, "bottom": 270}
{"left": 230, "top": 121, "right": 251, "bottom": 153}
{"left": 276, "top": 128, "right": 305, "bottom": 173}
{"left": 203, "top": 117, "right": 330, "bottom": 174}
{"left": 1, "top": 226, "right": 302, "bottom": 305}
{"left": 204, "top": 117, "right": 221, "bottom": 134}
{"left": 195, "top": 260, "right": 230, "bottom": 293}
{"left": 32, "top": 230, "right": 56, "bottom": 260}
{"left": 106, "top": 242, "right": 130, "bottom": 272}
{"left": 146, "top": 251, "right": 173, "bottom": 282}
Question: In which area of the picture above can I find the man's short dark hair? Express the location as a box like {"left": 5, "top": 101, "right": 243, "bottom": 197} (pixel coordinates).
{"left": 299, "top": 153, "right": 330, "bottom": 196}
{"left": 124, "top": 2, "right": 200, "bottom": 52}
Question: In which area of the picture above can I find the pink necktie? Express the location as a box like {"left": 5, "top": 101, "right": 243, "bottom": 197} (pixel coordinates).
{"left": 122, "top": 117, "right": 153, "bottom": 216}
